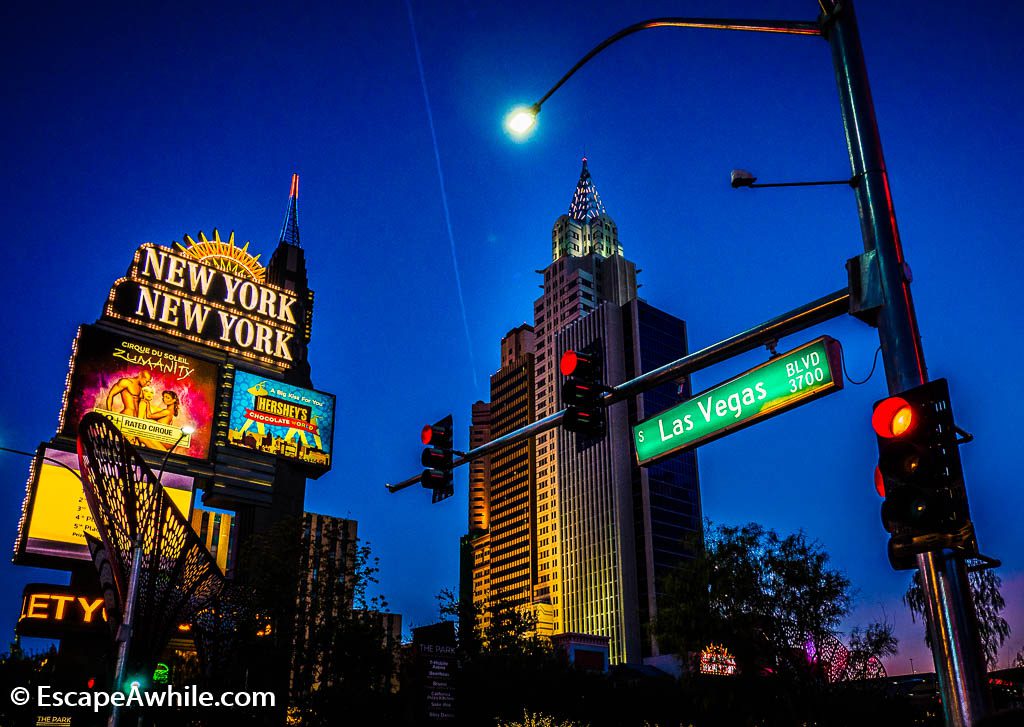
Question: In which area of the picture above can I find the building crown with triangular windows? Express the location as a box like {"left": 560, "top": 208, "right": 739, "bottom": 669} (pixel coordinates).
{"left": 551, "top": 158, "right": 622, "bottom": 261}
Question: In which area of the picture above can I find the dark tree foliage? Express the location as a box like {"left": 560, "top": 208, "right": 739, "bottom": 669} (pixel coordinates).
{"left": 845, "top": 622, "right": 899, "bottom": 679}
{"left": 235, "top": 516, "right": 400, "bottom": 725}
{"left": 905, "top": 566, "right": 1011, "bottom": 669}
{"left": 442, "top": 597, "right": 566, "bottom": 724}
{"left": 230, "top": 515, "right": 304, "bottom": 705}
{"left": 0, "top": 638, "right": 58, "bottom": 726}
{"left": 433, "top": 522, "right": 909, "bottom": 726}
{"left": 653, "top": 521, "right": 904, "bottom": 726}
{"left": 294, "top": 541, "right": 399, "bottom": 726}
{"left": 656, "top": 522, "right": 855, "bottom": 676}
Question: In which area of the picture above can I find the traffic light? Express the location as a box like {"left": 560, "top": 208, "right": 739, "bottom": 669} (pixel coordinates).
{"left": 560, "top": 343, "right": 607, "bottom": 439}
{"left": 153, "top": 662, "right": 170, "bottom": 684}
{"left": 871, "top": 378, "right": 976, "bottom": 569}
{"left": 421, "top": 414, "right": 454, "bottom": 503}
{"left": 122, "top": 672, "right": 150, "bottom": 693}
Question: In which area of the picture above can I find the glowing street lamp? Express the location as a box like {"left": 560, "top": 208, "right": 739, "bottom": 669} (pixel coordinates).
{"left": 504, "top": 104, "right": 540, "bottom": 138}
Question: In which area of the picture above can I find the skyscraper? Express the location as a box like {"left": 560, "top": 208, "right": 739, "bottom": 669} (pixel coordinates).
{"left": 533, "top": 161, "right": 639, "bottom": 640}
{"left": 467, "top": 160, "right": 701, "bottom": 664}
{"left": 467, "top": 401, "right": 492, "bottom": 632}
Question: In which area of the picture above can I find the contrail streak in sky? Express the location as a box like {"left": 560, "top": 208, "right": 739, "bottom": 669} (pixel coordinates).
{"left": 404, "top": 0, "right": 479, "bottom": 393}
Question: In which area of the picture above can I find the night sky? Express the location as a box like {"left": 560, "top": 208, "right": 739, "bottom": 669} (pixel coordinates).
{"left": 2, "top": 1, "right": 1022, "bottom": 675}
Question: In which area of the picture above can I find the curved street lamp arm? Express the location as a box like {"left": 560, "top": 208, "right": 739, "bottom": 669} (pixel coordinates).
{"left": 0, "top": 445, "right": 85, "bottom": 483}
{"left": 534, "top": 17, "right": 821, "bottom": 109}
{"left": 157, "top": 433, "right": 188, "bottom": 483}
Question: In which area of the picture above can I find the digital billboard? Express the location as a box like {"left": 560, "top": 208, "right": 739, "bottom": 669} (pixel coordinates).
{"left": 227, "top": 370, "right": 335, "bottom": 470}
{"left": 17, "top": 447, "right": 194, "bottom": 564}
{"left": 61, "top": 325, "right": 218, "bottom": 459}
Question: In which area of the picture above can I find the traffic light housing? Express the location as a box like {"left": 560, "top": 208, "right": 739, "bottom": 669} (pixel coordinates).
{"left": 560, "top": 343, "right": 607, "bottom": 439}
{"left": 872, "top": 378, "right": 976, "bottom": 569}
{"left": 421, "top": 414, "right": 454, "bottom": 503}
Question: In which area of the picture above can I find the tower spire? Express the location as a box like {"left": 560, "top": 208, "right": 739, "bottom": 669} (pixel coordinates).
{"left": 279, "top": 173, "right": 301, "bottom": 247}
{"left": 567, "top": 156, "right": 606, "bottom": 222}
{"left": 551, "top": 158, "right": 621, "bottom": 261}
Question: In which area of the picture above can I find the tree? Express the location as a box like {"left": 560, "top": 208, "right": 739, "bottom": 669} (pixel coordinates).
{"left": 446, "top": 597, "right": 570, "bottom": 724}
{"left": 655, "top": 521, "right": 903, "bottom": 725}
{"left": 655, "top": 521, "right": 878, "bottom": 677}
{"left": 844, "top": 622, "right": 899, "bottom": 679}
{"left": 288, "top": 531, "right": 399, "bottom": 725}
{"left": 236, "top": 516, "right": 401, "bottom": 725}
{"left": 0, "top": 637, "right": 58, "bottom": 726}
{"left": 437, "top": 585, "right": 481, "bottom": 657}
{"left": 904, "top": 566, "right": 1010, "bottom": 669}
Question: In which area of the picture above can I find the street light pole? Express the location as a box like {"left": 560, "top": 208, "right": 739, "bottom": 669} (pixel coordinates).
{"left": 110, "top": 535, "right": 143, "bottom": 727}
{"left": 156, "top": 425, "right": 195, "bottom": 483}
{"left": 506, "top": 2, "right": 990, "bottom": 723}
{"left": 823, "top": 4, "right": 989, "bottom": 723}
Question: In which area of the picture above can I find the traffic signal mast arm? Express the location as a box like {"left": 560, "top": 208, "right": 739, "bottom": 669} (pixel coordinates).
{"left": 386, "top": 286, "right": 849, "bottom": 493}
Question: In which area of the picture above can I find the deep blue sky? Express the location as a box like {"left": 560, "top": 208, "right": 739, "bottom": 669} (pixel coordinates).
{"left": 2, "top": 1, "right": 1022, "bottom": 674}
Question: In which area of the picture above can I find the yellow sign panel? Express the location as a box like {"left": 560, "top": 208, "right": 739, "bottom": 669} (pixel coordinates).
{"left": 21, "top": 448, "right": 193, "bottom": 563}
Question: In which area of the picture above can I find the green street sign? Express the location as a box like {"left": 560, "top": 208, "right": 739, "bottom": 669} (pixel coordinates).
{"left": 633, "top": 336, "right": 844, "bottom": 466}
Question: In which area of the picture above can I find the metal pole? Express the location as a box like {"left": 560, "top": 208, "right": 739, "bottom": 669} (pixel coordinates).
{"left": 110, "top": 536, "right": 144, "bottom": 727}
{"left": 388, "top": 287, "right": 849, "bottom": 492}
{"left": 156, "top": 432, "right": 188, "bottom": 483}
{"left": 609, "top": 287, "right": 849, "bottom": 403}
{"left": 824, "top": 2, "right": 989, "bottom": 723}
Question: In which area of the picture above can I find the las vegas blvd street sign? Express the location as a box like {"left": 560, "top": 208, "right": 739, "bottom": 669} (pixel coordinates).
{"left": 633, "top": 336, "right": 844, "bottom": 466}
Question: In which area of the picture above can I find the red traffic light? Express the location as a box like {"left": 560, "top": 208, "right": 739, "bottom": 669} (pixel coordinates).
{"left": 560, "top": 349, "right": 579, "bottom": 376}
{"left": 421, "top": 416, "right": 452, "bottom": 447}
{"left": 872, "top": 396, "right": 915, "bottom": 439}
{"left": 561, "top": 348, "right": 599, "bottom": 378}
{"left": 874, "top": 467, "right": 885, "bottom": 498}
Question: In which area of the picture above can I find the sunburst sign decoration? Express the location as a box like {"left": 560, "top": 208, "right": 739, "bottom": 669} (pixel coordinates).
{"left": 174, "top": 229, "right": 266, "bottom": 283}
{"left": 700, "top": 643, "right": 737, "bottom": 676}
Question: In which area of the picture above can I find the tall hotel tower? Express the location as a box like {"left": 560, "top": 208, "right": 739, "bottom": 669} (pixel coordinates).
{"left": 468, "top": 160, "right": 702, "bottom": 664}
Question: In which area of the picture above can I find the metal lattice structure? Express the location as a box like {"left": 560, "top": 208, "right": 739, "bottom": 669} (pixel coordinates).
{"left": 806, "top": 632, "right": 887, "bottom": 682}
{"left": 189, "top": 583, "right": 254, "bottom": 687}
{"left": 76, "top": 412, "right": 226, "bottom": 671}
